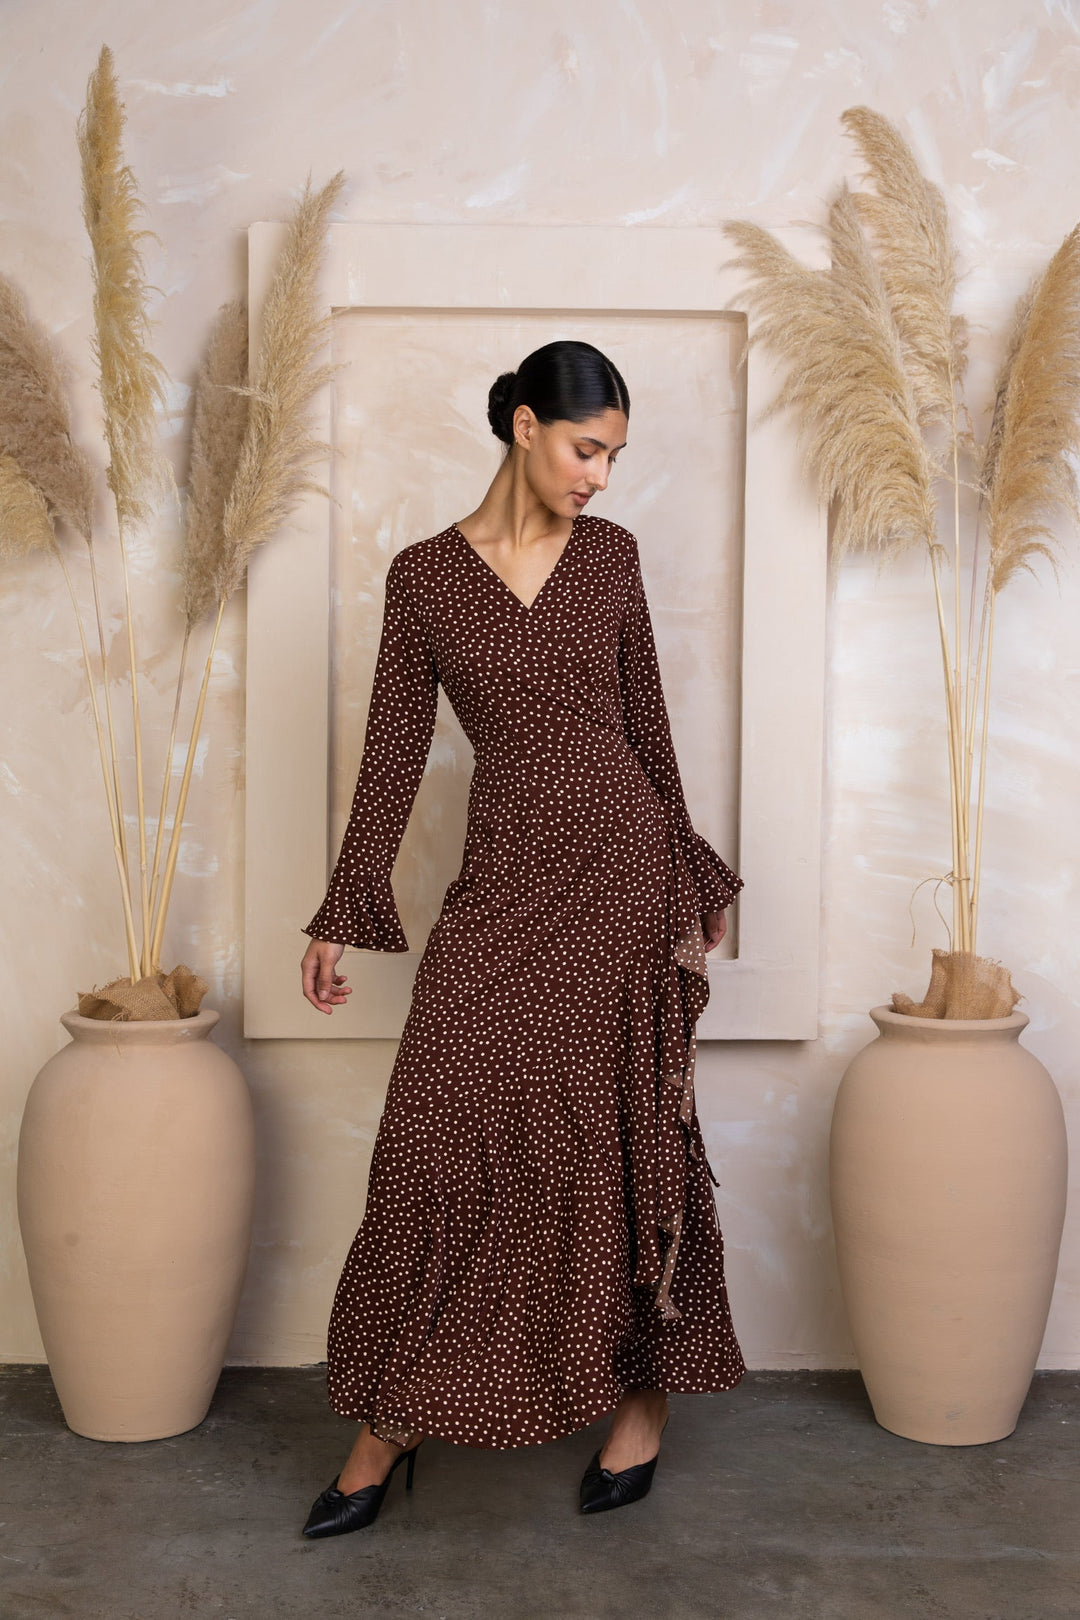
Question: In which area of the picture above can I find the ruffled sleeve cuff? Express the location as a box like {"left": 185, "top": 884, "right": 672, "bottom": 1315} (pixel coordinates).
{"left": 679, "top": 828, "right": 745, "bottom": 915}
{"left": 301, "top": 868, "right": 409, "bottom": 952}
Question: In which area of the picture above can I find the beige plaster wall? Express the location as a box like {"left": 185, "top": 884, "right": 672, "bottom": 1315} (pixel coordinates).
{"left": 2, "top": 0, "right": 1077, "bottom": 1368}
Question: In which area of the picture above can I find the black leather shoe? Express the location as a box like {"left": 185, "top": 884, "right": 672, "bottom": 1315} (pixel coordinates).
{"left": 302, "top": 1441, "right": 420, "bottom": 1539}
{"left": 579, "top": 1417, "right": 669, "bottom": 1515}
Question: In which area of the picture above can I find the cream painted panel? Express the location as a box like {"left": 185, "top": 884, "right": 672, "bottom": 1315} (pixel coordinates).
{"left": 243, "top": 224, "right": 827, "bottom": 1039}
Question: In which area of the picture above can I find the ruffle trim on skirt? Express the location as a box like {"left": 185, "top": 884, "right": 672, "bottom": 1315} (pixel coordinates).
{"left": 629, "top": 799, "right": 724, "bottom": 1323}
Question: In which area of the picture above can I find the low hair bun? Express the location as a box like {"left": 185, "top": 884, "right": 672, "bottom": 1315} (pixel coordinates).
{"left": 482, "top": 342, "right": 629, "bottom": 456}
{"left": 487, "top": 370, "right": 518, "bottom": 444}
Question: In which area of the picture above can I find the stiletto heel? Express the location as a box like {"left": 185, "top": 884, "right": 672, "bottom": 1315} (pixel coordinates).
{"left": 302, "top": 1440, "right": 422, "bottom": 1539}
{"left": 579, "top": 1415, "right": 669, "bottom": 1514}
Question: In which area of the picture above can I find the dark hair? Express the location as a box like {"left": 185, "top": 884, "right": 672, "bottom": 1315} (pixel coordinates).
{"left": 486, "top": 340, "right": 630, "bottom": 449}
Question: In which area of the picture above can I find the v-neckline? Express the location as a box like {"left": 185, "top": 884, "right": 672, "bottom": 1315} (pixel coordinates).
{"left": 451, "top": 513, "right": 583, "bottom": 613}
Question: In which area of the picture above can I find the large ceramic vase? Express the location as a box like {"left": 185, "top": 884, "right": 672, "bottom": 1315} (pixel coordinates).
{"left": 17, "top": 1008, "right": 256, "bottom": 1442}
{"left": 829, "top": 1006, "right": 1067, "bottom": 1445}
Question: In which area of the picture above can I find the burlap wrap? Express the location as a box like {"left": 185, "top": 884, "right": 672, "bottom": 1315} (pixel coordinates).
{"left": 77, "top": 964, "right": 209, "bottom": 1021}
{"left": 892, "top": 948, "right": 1022, "bottom": 1020}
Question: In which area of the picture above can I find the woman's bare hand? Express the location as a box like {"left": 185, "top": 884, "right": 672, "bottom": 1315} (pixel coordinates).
{"left": 301, "top": 938, "right": 352, "bottom": 1014}
{"left": 701, "top": 909, "right": 727, "bottom": 952}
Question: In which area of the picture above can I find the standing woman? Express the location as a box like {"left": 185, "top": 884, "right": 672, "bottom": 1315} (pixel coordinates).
{"left": 299, "top": 339, "right": 745, "bottom": 1538}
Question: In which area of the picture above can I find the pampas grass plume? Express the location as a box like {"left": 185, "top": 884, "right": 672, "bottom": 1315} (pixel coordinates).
{"left": 217, "top": 170, "right": 345, "bottom": 603}
{"left": 982, "top": 224, "right": 1080, "bottom": 593}
{"left": 0, "top": 453, "right": 57, "bottom": 557}
{"left": 0, "top": 276, "right": 96, "bottom": 540}
{"left": 724, "top": 183, "right": 938, "bottom": 560}
{"left": 182, "top": 299, "right": 250, "bottom": 628}
{"left": 77, "top": 43, "right": 170, "bottom": 528}
{"left": 840, "top": 106, "right": 969, "bottom": 435}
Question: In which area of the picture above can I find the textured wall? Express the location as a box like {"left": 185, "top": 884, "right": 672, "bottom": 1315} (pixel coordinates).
{"left": 2, "top": 0, "right": 1077, "bottom": 1367}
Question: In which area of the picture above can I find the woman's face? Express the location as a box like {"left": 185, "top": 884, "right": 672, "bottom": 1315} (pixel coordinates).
{"left": 514, "top": 405, "right": 628, "bottom": 521}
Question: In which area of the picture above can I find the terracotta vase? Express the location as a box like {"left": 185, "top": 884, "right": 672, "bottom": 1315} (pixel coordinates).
{"left": 829, "top": 1006, "right": 1068, "bottom": 1445}
{"left": 17, "top": 1008, "right": 256, "bottom": 1442}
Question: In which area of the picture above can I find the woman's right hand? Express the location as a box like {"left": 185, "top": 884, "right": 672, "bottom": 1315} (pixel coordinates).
{"left": 301, "top": 938, "right": 351, "bottom": 1014}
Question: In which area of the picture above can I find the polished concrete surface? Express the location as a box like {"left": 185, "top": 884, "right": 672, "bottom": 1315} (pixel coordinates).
{"left": 1, "top": 1366, "right": 1076, "bottom": 1619}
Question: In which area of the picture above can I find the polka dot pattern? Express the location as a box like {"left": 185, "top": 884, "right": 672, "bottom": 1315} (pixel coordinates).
{"left": 303, "top": 513, "right": 746, "bottom": 1448}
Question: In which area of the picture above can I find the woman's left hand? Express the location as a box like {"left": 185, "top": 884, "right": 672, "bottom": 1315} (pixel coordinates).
{"left": 701, "top": 910, "right": 727, "bottom": 952}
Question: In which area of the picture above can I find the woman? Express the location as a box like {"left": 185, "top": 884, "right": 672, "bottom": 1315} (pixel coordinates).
{"left": 299, "top": 339, "right": 745, "bottom": 1538}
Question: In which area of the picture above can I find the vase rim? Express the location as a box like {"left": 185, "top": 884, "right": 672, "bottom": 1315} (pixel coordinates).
{"left": 59, "top": 1006, "right": 220, "bottom": 1043}
{"left": 868, "top": 1003, "right": 1029, "bottom": 1033}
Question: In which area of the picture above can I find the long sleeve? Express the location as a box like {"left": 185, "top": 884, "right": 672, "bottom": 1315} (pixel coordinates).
{"left": 617, "top": 545, "right": 744, "bottom": 914}
{"left": 303, "top": 552, "right": 439, "bottom": 949}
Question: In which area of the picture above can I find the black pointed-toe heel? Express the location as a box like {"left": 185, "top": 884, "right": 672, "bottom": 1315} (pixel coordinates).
{"left": 579, "top": 1417, "right": 669, "bottom": 1515}
{"left": 302, "top": 1441, "right": 421, "bottom": 1539}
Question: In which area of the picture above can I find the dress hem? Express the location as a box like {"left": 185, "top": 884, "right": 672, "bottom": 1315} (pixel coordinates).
{"left": 328, "top": 1362, "right": 747, "bottom": 1450}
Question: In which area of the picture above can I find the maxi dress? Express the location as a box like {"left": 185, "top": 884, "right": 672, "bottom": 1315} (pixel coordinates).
{"left": 303, "top": 512, "right": 746, "bottom": 1449}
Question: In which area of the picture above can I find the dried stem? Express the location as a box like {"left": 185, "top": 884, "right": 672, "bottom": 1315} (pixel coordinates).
{"left": 149, "top": 598, "right": 226, "bottom": 971}
{"left": 53, "top": 542, "right": 141, "bottom": 978}
{"left": 113, "top": 517, "right": 151, "bottom": 973}
{"left": 927, "top": 543, "right": 963, "bottom": 949}
{"left": 971, "top": 589, "right": 996, "bottom": 935}
{"left": 148, "top": 623, "right": 190, "bottom": 926}
{"left": 82, "top": 536, "right": 130, "bottom": 882}
{"left": 950, "top": 378, "right": 971, "bottom": 950}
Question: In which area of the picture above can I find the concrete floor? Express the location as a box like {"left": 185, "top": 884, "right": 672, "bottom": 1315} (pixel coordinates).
{"left": 1, "top": 1366, "right": 1076, "bottom": 1620}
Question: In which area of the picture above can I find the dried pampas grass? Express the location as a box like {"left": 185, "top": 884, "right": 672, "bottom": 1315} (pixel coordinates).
{"left": 724, "top": 183, "right": 938, "bottom": 560}
{"left": 79, "top": 42, "right": 179, "bottom": 971}
{"left": 979, "top": 277, "right": 1036, "bottom": 509}
{"left": 982, "top": 224, "right": 1080, "bottom": 593}
{"left": 0, "top": 270, "right": 127, "bottom": 884}
{"left": 964, "top": 226, "right": 1080, "bottom": 941}
{"left": 2, "top": 39, "right": 345, "bottom": 1000}
{"left": 78, "top": 43, "right": 170, "bottom": 528}
{"left": 0, "top": 453, "right": 57, "bottom": 557}
{"left": 182, "top": 299, "right": 250, "bottom": 630}
{"left": 149, "top": 172, "right": 344, "bottom": 970}
{"left": 0, "top": 277, "right": 96, "bottom": 540}
{"left": 148, "top": 299, "right": 250, "bottom": 927}
{"left": 724, "top": 104, "right": 1080, "bottom": 1006}
{"left": 840, "top": 106, "right": 969, "bottom": 436}
{"left": 217, "top": 170, "right": 344, "bottom": 604}
{"left": 0, "top": 452, "right": 142, "bottom": 975}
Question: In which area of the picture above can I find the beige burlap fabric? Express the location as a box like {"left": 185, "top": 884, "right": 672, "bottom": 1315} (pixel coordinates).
{"left": 77, "top": 963, "right": 209, "bottom": 1021}
{"left": 892, "top": 948, "right": 1022, "bottom": 1020}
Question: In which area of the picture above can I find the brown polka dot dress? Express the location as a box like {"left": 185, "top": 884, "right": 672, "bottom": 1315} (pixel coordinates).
{"left": 303, "top": 512, "right": 746, "bottom": 1448}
